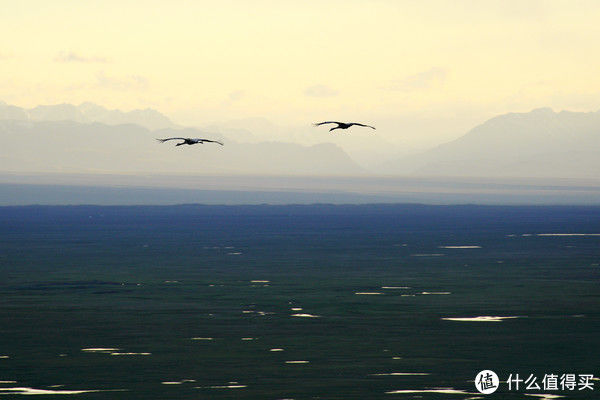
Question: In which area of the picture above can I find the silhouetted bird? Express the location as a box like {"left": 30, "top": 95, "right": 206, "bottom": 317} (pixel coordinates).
{"left": 156, "top": 138, "right": 224, "bottom": 146}
{"left": 314, "top": 121, "right": 376, "bottom": 132}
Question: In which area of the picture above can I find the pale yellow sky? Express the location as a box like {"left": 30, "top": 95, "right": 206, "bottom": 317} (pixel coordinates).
{"left": 1, "top": 0, "right": 600, "bottom": 142}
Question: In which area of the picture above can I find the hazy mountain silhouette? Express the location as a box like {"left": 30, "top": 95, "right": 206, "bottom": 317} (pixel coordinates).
{"left": 383, "top": 108, "right": 600, "bottom": 178}
{"left": 3, "top": 102, "right": 600, "bottom": 179}
{"left": 0, "top": 101, "right": 176, "bottom": 130}
{"left": 0, "top": 102, "right": 405, "bottom": 170}
{"left": 0, "top": 101, "right": 29, "bottom": 120}
{"left": 203, "top": 117, "right": 406, "bottom": 169}
{"left": 0, "top": 120, "right": 364, "bottom": 175}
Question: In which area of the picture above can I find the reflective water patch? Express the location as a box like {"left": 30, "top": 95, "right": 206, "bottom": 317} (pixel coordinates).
{"left": 442, "top": 316, "right": 521, "bottom": 322}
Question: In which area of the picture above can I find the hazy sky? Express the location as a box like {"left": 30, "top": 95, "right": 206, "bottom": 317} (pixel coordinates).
{"left": 2, "top": 0, "right": 600, "bottom": 145}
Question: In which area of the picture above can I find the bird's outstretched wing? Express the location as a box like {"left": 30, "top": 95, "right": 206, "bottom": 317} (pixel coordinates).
{"left": 314, "top": 121, "right": 341, "bottom": 126}
{"left": 200, "top": 139, "right": 224, "bottom": 146}
{"left": 349, "top": 123, "right": 376, "bottom": 130}
{"left": 156, "top": 137, "right": 187, "bottom": 143}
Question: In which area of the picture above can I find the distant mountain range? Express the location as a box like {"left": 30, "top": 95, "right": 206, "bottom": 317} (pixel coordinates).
{"left": 0, "top": 101, "right": 176, "bottom": 130}
{"left": 0, "top": 119, "right": 364, "bottom": 175}
{"left": 385, "top": 107, "right": 600, "bottom": 178}
{"left": 1, "top": 101, "right": 599, "bottom": 179}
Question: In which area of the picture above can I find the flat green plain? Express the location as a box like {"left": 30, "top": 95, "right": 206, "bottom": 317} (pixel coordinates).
{"left": 0, "top": 205, "right": 598, "bottom": 399}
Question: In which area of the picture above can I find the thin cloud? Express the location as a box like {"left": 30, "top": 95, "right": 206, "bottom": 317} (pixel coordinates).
{"left": 96, "top": 72, "right": 148, "bottom": 90}
{"left": 470, "top": 1, "right": 547, "bottom": 20}
{"left": 228, "top": 90, "right": 245, "bottom": 101}
{"left": 55, "top": 51, "right": 108, "bottom": 63}
{"left": 304, "top": 84, "right": 339, "bottom": 97}
{"left": 389, "top": 67, "right": 447, "bottom": 91}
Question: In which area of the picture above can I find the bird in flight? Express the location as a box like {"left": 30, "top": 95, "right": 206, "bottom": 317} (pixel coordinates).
{"left": 156, "top": 137, "right": 224, "bottom": 146}
{"left": 313, "top": 121, "right": 376, "bottom": 132}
